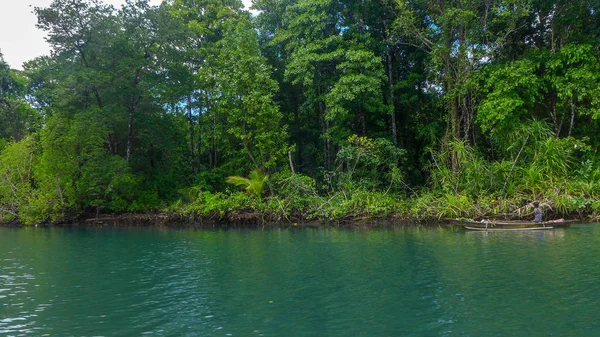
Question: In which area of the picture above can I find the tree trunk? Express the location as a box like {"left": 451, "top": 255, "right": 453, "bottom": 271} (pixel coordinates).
{"left": 288, "top": 151, "right": 295, "bottom": 174}
{"left": 126, "top": 110, "right": 134, "bottom": 162}
{"left": 292, "top": 89, "right": 302, "bottom": 169}
{"left": 243, "top": 138, "right": 260, "bottom": 169}
{"left": 550, "top": 93, "right": 560, "bottom": 136}
{"left": 197, "top": 105, "right": 202, "bottom": 171}
{"left": 125, "top": 69, "right": 142, "bottom": 162}
{"left": 568, "top": 98, "right": 575, "bottom": 137}
{"left": 318, "top": 86, "right": 330, "bottom": 170}
{"left": 385, "top": 32, "right": 397, "bottom": 145}
{"left": 358, "top": 110, "right": 366, "bottom": 136}
{"left": 444, "top": 42, "right": 460, "bottom": 172}
{"left": 210, "top": 111, "right": 217, "bottom": 168}
{"left": 187, "top": 95, "right": 196, "bottom": 173}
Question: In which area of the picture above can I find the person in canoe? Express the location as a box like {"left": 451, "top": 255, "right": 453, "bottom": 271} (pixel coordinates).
{"left": 520, "top": 201, "right": 543, "bottom": 222}
{"left": 519, "top": 201, "right": 565, "bottom": 223}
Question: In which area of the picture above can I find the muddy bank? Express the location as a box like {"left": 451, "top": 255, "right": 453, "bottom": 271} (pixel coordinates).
{"left": 74, "top": 213, "right": 440, "bottom": 229}
{"left": 1, "top": 211, "right": 456, "bottom": 229}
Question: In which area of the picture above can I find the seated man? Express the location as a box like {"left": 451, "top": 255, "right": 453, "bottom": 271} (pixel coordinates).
{"left": 521, "top": 201, "right": 543, "bottom": 222}
{"left": 519, "top": 201, "right": 566, "bottom": 223}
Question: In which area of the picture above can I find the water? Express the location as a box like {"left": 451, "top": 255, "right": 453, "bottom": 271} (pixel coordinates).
{"left": 1, "top": 224, "right": 600, "bottom": 337}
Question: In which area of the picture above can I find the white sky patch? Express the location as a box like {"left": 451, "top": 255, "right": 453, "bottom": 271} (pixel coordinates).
{"left": 0, "top": 0, "right": 253, "bottom": 70}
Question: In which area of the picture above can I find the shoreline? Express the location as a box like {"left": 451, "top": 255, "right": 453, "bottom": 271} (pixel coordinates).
{"left": 1, "top": 210, "right": 591, "bottom": 229}
{"left": 0, "top": 212, "right": 455, "bottom": 229}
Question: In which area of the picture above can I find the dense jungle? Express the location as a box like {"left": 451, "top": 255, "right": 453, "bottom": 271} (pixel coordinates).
{"left": 1, "top": 0, "right": 600, "bottom": 225}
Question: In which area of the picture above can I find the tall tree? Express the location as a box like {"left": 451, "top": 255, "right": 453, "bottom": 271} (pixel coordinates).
{"left": 394, "top": 0, "right": 529, "bottom": 170}
{"left": 0, "top": 54, "right": 39, "bottom": 142}
{"left": 270, "top": 0, "right": 394, "bottom": 170}
{"left": 208, "top": 17, "right": 289, "bottom": 170}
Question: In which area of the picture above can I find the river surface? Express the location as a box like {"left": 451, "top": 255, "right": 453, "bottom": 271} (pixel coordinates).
{"left": 1, "top": 224, "right": 600, "bottom": 336}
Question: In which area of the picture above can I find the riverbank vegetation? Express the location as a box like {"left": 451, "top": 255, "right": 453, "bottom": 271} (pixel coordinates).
{"left": 1, "top": 0, "right": 600, "bottom": 225}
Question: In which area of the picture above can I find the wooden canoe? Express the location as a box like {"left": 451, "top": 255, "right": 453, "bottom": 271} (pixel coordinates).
{"left": 464, "top": 225, "right": 555, "bottom": 231}
{"left": 462, "top": 219, "right": 576, "bottom": 230}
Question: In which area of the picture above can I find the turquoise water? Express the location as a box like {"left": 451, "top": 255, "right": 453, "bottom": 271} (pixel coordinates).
{"left": 1, "top": 224, "right": 600, "bottom": 336}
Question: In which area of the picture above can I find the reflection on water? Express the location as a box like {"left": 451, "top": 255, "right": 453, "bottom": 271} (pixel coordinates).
{"left": 465, "top": 226, "right": 568, "bottom": 239}
{"left": 1, "top": 224, "right": 600, "bottom": 336}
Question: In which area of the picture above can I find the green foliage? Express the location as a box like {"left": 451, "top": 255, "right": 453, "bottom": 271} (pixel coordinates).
{"left": 298, "top": 189, "right": 404, "bottom": 220}
{"left": 3, "top": 0, "right": 600, "bottom": 225}
{"left": 478, "top": 58, "right": 543, "bottom": 135}
{"left": 271, "top": 170, "right": 319, "bottom": 211}
{"left": 0, "top": 55, "right": 40, "bottom": 141}
{"left": 479, "top": 45, "right": 600, "bottom": 137}
{"left": 335, "top": 135, "right": 406, "bottom": 191}
{"left": 226, "top": 170, "right": 269, "bottom": 198}
{"left": 206, "top": 17, "right": 290, "bottom": 170}
{"left": 192, "top": 169, "right": 228, "bottom": 193}
{"left": 325, "top": 47, "right": 389, "bottom": 143}
{"left": 0, "top": 137, "right": 36, "bottom": 222}
{"left": 338, "top": 189, "right": 402, "bottom": 217}
{"left": 411, "top": 192, "right": 474, "bottom": 220}
{"left": 184, "top": 191, "right": 253, "bottom": 218}
{"left": 428, "top": 140, "right": 500, "bottom": 197}
{"left": 30, "top": 111, "right": 137, "bottom": 220}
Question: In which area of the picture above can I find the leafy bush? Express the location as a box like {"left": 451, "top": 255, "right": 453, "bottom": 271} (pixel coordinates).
{"left": 193, "top": 169, "right": 228, "bottom": 193}
{"left": 410, "top": 192, "right": 474, "bottom": 220}
{"left": 271, "top": 170, "right": 320, "bottom": 211}
{"left": 334, "top": 135, "right": 406, "bottom": 191}
{"left": 0, "top": 137, "right": 36, "bottom": 222}
{"left": 183, "top": 191, "right": 253, "bottom": 217}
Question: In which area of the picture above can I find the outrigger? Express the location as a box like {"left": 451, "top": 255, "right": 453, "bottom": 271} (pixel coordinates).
{"left": 461, "top": 219, "right": 576, "bottom": 231}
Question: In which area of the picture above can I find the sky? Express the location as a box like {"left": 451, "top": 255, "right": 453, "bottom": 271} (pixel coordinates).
{"left": 0, "top": 0, "right": 252, "bottom": 70}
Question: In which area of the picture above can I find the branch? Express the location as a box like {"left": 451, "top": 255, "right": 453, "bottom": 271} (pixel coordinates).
{"left": 503, "top": 135, "right": 529, "bottom": 197}
{"left": 0, "top": 207, "right": 18, "bottom": 217}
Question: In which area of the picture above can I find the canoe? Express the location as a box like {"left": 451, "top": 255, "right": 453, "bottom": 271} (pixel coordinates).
{"left": 461, "top": 219, "right": 576, "bottom": 230}
{"left": 464, "top": 225, "right": 554, "bottom": 231}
